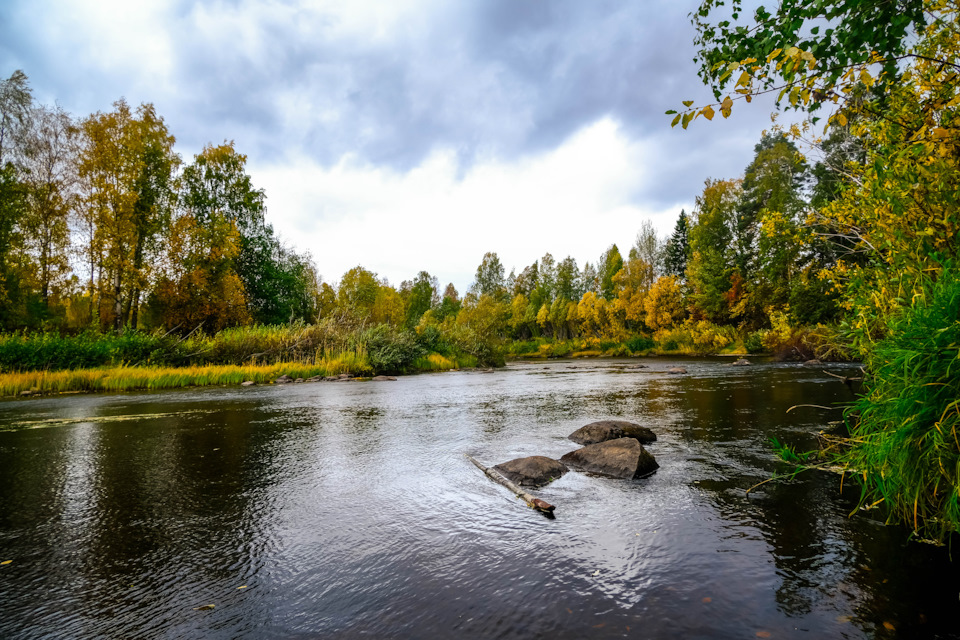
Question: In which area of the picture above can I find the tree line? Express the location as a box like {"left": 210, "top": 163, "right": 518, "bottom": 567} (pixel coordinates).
{"left": 0, "top": 74, "right": 317, "bottom": 333}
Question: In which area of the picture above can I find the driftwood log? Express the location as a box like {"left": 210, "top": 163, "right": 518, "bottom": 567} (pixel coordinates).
{"left": 466, "top": 454, "right": 556, "bottom": 514}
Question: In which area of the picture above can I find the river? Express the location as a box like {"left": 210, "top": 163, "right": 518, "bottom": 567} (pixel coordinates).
{"left": 0, "top": 358, "right": 958, "bottom": 639}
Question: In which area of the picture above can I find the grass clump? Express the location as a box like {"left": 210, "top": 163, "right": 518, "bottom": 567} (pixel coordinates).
{"left": 835, "top": 268, "right": 960, "bottom": 542}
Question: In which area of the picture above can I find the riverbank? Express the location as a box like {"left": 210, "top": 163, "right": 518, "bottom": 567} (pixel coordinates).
{"left": 0, "top": 352, "right": 475, "bottom": 398}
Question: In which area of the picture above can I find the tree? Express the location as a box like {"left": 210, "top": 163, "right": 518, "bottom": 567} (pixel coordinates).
{"left": 0, "top": 70, "right": 31, "bottom": 165}
{"left": 20, "top": 104, "right": 77, "bottom": 313}
{"left": 613, "top": 258, "right": 655, "bottom": 327}
{"left": 663, "top": 210, "right": 691, "bottom": 279}
{"left": 644, "top": 276, "right": 686, "bottom": 331}
{"left": 676, "top": 0, "right": 928, "bottom": 124}
{"left": 686, "top": 179, "right": 741, "bottom": 322}
{"left": 149, "top": 211, "right": 250, "bottom": 331}
{"left": 554, "top": 256, "right": 581, "bottom": 301}
{"left": 78, "top": 99, "right": 179, "bottom": 330}
{"left": 436, "top": 283, "right": 461, "bottom": 321}
{"left": 0, "top": 164, "right": 29, "bottom": 328}
{"left": 597, "top": 244, "right": 623, "bottom": 301}
{"left": 180, "top": 141, "right": 315, "bottom": 324}
{"left": 337, "top": 266, "right": 380, "bottom": 322}
{"left": 628, "top": 221, "right": 661, "bottom": 289}
{"left": 405, "top": 270, "right": 437, "bottom": 328}
{"left": 733, "top": 132, "right": 810, "bottom": 325}
{"left": 472, "top": 252, "right": 507, "bottom": 300}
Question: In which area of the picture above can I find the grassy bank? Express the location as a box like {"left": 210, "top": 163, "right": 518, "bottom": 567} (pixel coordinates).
{"left": 1, "top": 352, "right": 475, "bottom": 397}
{"left": 0, "top": 322, "right": 482, "bottom": 397}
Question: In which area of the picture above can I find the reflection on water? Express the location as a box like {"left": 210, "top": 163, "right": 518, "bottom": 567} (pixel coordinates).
{"left": 0, "top": 358, "right": 958, "bottom": 639}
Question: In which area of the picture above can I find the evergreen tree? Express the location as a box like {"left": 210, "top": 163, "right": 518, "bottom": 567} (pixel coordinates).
{"left": 663, "top": 209, "right": 690, "bottom": 279}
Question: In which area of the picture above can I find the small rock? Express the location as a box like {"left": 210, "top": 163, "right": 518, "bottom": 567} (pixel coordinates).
{"left": 294, "top": 378, "right": 304, "bottom": 383}
{"left": 666, "top": 367, "right": 687, "bottom": 374}
{"left": 803, "top": 359, "right": 822, "bottom": 367}
{"left": 560, "top": 438, "right": 659, "bottom": 479}
{"left": 731, "top": 358, "right": 751, "bottom": 366}
{"left": 628, "top": 364, "right": 649, "bottom": 369}
{"left": 19, "top": 390, "right": 32, "bottom": 396}
{"left": 324, "top": 376, "right": 339, "bottom": 381}
{"left": 275, "top": 375, "right": 293, "bottom": 384}
{"left": 493, "top": 456, "right": 568, "bottom": 488}
{"left": 306, "top": 376, "right": 322, "bottom": 382}
{"left": 372, "top": 375, "right": 397, "bottom": 381}
{"left": 337, "top": 373, "right": 353, "bottom": 379}
{"left": 568, "top": 420, "right": 657, "bottom": 445}
{"left": 240, "top": 381, "right": 255, "bottom": 386}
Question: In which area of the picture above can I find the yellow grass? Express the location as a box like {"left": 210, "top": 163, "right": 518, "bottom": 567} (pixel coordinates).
{"left": 0, "top": 361, "right": 357, "bottom": 397}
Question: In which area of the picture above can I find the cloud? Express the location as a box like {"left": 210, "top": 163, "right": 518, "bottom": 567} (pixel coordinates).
{"left": 253, "top": 117, "right": 685, "bottom": 292}
{"left": 1, "top": 0, "right": 796, "bottom": 290}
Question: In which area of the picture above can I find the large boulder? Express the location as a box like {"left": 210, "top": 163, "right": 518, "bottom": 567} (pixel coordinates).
{"left": 568, "top": 420, "right": 656, "bottom": 445}
{"left": 493, "top": 456, "right": 568, "bottom": 488}
{"left": 560, "top": 438, "right": 659, "bottom": 479}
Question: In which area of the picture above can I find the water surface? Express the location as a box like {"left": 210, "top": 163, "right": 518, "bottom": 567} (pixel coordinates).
{"left": 1, "top": 358, "right": 958, "bottom": 639}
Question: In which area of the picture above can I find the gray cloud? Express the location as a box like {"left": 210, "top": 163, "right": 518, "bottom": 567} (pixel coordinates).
{"left": 0, "top": 0, "right": 782, "bottom": 212}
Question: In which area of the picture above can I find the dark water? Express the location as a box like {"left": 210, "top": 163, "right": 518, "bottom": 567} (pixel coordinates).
{"left": 1, "top": 358, "right": 958, "bottom": 639}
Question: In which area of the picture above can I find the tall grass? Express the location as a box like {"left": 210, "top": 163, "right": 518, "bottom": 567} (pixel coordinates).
{"left": 0, "top": 362, "right": 336, "bottom": 396}
{"left": 836, "top": 268, "right": 960, "bottom": 542}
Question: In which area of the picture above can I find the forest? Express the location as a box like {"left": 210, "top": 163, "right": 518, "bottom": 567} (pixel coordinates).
{"left": 1, "top": 0, "right": 960, "bottom": 540}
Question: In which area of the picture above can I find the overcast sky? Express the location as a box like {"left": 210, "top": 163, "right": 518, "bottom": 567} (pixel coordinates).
{"left": 1, "top": 0, "right": 785, "bottom": 293}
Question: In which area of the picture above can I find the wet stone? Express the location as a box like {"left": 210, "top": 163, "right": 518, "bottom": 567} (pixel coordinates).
{"left": 493, "top": 456, "right": 568, "bottom": 488}
{"left": 568, "top": 420, "right": 657, "bottom": 445}
{"left": 560, "top": 438, "right": 659, "bottom": 480}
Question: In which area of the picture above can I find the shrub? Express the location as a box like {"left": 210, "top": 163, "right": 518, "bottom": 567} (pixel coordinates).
{"left": 625, "top": 335, "right": 655, "bottom": 353}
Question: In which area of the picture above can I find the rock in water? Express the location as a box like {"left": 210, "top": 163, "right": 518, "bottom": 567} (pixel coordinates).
{"left": 372, "top": 375, "right": 397, "bottom": 381}
{"left": 274, "top": 375, "right": 293, "bottom": 384}
{"left": 560, "top": 438, "right": 659, "bottom": 479}
{"left": 493, "top": 456, "right": 568, "bottom": 488}
{"left": 240, "top": 381, "right": 255, "bottom": 386}
{"left": 666, "top": 367, "right": 687, "bottom": 374}
{"left": 731, "top": 358, "right": 751, "bottom": 366}
{"left": 568, "top": 420, "right": 657, "bottom": 445}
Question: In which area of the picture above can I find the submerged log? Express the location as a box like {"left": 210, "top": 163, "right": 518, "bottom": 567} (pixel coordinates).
{"left": 466, "top": 454, "right": 556, "bottom": 514}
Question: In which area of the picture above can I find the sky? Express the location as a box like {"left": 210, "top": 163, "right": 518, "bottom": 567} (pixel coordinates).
{"left": 1, "top": 0, "right": 787, "bottom": 294}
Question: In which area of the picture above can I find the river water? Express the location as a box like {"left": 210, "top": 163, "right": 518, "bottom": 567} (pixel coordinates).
{"left": 0, "top": 358, "right": 958, "bottom": 639}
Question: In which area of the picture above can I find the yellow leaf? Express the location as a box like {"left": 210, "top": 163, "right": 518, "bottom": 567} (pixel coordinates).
{"left": 766, "top": 48, "right": 782, "bottom": 63}
{"left": 671, "top": 113, "right": 682, "bottom": 127}
{"left": 702, "top": 105, "right": 715, "bottom": 121}
{"left": 836, "top": 113, "right": 848, "bottom": 127}
{"left": 194, "top": 604, "right": 216, "bottom": 611}
{"left": 682, "top": 100, "right": 694, "bottom": 107}
{"left": 0, "top": 560, "right": 11, "bottom": 565}
{"left": 735, "top": 70, "right": 751, "bottom": 88}
{"left": 237, "top": 585, "right": 248, "bottom": 589}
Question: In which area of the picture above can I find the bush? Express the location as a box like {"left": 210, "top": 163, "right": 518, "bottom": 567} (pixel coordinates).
{"left": 744, "top": 330, "right": 766, "bottom": 354}
{"left": 361, "top": 325, "right": 425, "bottom": 374}
{"left": 625, "top": 335, "right": 655, "bottom": 353}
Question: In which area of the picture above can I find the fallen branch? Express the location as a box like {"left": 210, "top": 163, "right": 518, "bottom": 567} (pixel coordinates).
{"left": 822, "top": 369, "right": 864, "bottom": 383}
{"left": 466, "top": 454, "right": 556, "bottom": 514}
